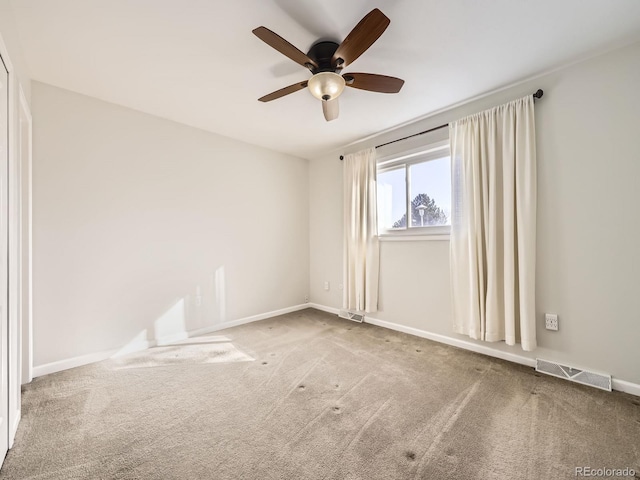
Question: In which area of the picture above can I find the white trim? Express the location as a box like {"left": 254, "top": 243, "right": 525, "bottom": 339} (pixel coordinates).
{"left": 8, "top": 411, "right": 19, "bottom": 449}
{"left": 187, "top": 303, "right": 308, "bottom": 337}
{"left": 308, "top": 304, "right": 640, "bottom": 397}
{"left": 377, "top": 140, "right": 450, "bottom": 167}
{"left": 110, "top": 339, "right": 155, "bottom": 358}
{"left": 32, "top": 301, "right": 640, "bottom": 397}
{"left": 33, "top": 350, "right": 117, "bottom": 378}
{"left": 379, "top": 225, "right": 451, "bottom": 238}
{"left": 18, "top": 85, "right": 31, "bottom": 385}
{"left": 364, "top": 313, "right": 537, "bottom": 368}
{"left": 379, "top": 234, "right": 450, "bottom": 242}
{"left": 32, "top": 303, "right": 310, "bottom": 377}
{"left": 377, "top": 140, "right": 451, "bottom": 238}
{"left": 0, "top": 30, "right": 23, "bottom": 456}
{"left": 611, "top": 379, "right": 640, "bottom": 397}
{"left": 307, "top": 303, "right": 340, "bottom": 315}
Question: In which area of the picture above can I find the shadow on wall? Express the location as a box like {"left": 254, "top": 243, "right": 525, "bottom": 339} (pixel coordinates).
{"left": 112, "top": 266, "right": 229, "bottom": 358}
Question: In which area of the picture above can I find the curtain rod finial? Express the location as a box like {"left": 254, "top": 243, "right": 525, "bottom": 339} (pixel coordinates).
{"left": 533, "top": 89, "right": 543, "bottom": 99}
{"left": 340, "top": 155, "right": 344, "bottom": 161}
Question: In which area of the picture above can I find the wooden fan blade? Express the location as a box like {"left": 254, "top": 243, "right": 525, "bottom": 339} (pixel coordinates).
{"left": 258, "top": 81, "right": 308, "bottom": 102}
{"left": 332, "top": 9, "right": 390, "bottom": 68}
{"left": 322, "top": 98, "right": 339, "bottom": 121}
{"left": 343, "top": 73, "right": 404, "bottom": 93}
{"left": 253, "top": 27, "right": 318, "bottom": 70}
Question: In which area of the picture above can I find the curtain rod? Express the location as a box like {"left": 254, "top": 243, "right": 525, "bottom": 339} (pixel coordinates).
{"left": 339, "top": 89, "right": 543, "bottom": 160}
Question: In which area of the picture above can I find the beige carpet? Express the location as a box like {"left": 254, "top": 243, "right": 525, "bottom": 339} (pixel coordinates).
{"left": 1, "top": 309, "right": 639, "bottom": 479}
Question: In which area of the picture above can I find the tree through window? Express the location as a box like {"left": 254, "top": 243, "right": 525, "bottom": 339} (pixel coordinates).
{"left": 376, "top": 141, "right": 451, "bottom": 235}
{"left": 392, "top": 193, "right": 448, "bottom": 228}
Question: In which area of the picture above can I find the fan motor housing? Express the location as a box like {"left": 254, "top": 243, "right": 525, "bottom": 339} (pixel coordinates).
{"left": 307, "top": 41, "right": 340, "bottom": 73}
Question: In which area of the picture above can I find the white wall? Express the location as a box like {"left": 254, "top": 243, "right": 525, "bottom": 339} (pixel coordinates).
{"left": 32, "top": 82, "right": 309, "bottom": 367}
{"left": 309, "top": 41, "right": 640, "bottom": 385}
{"left": 0, "top": 0, "right": 30, "bottom": 101}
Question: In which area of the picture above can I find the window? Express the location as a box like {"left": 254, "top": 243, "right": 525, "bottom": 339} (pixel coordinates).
{"left": 376, "top": 140, "right": 451, "bottom": 237}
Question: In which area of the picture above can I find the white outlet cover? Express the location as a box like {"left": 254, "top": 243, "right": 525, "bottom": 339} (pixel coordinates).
{"left": 545, "top": 313, "right": 558, "bottom": 331}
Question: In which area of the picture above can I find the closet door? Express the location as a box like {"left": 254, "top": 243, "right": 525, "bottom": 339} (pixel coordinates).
{"left": 0, "top": 53, "right": 9, "bottom": 463}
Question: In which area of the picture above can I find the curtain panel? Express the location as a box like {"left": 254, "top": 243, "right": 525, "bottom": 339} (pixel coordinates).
{"left": 450, "top": 95, "right": 537, "bottom": 351}
{"left": 343, "top": 148, "right": 380, "bottom": 313}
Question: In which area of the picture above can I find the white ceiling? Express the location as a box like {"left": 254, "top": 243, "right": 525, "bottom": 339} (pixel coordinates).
{"left": 10, "top": 0, "right": 640, "bottom": 159}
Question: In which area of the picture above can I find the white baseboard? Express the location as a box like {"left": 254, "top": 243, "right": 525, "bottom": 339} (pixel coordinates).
{"left": 33, "top": 349, "right": 118, "bottom": 378}
{"left": 187, "top": 303, "right": 309, "bottom": 337}
{"left": 34, "top": 301, "right": 640, "bottom": 398}
{"left": 611, "top": 378, "right": 640, "bottom": 397}
{"left": 112, "top": 339, "right": 156, "bottom": 357}
{"left": 33, "top": 303, "right": 309, "bottom": 378}
{"left": 9, "top": 411, "right": 20, "bottom": 449}
{"left": 364, "top": 313, "right": 537, "bottom": 368}
{"left": 307, "top": 303, "right": 340, "bottom": 315}
{"left": 309, "top": 304, "right": 640, "bottom": 397}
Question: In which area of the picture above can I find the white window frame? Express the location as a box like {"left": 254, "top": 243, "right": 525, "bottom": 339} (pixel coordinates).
{"left": 377, "top": 139, "right": 451, "bottom": 240}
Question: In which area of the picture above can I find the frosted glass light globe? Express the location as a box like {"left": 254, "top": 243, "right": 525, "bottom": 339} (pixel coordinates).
{"left": 307, "top": 72, "right": 346, "bottom": 101}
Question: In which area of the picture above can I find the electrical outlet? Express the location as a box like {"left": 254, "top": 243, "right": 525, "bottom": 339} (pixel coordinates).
{"left": 545, "top": 313, "right": 558, "bottom": 331}
{"left": 324, "top": 281, "right": 330, "bottom": 291}
{"left": 304, "top": 295, "right": 309, "bottom": 303}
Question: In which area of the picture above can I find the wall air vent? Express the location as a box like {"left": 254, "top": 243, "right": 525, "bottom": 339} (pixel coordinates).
{"left": 338, "top": 310, "right": 364, "bottom": 323}
{"left": 536, "top": 358, "right": 612, "bottom": 392}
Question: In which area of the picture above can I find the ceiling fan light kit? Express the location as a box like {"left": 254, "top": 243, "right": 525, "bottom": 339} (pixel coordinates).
{"left": 253, "top": 8, "right": 404, "bottom": 121}
{"left": 307, "top": 72, "right": 346, "bottom": 101}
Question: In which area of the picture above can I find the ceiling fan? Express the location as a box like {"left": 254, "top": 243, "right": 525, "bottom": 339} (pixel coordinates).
{"left": 253, "top": 8, "right": 404, "bottom": 121}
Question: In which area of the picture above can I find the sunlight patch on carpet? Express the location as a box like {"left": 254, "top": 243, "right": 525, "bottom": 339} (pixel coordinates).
{"left": 112, "top": 342, "right": 254, "bottom": 369}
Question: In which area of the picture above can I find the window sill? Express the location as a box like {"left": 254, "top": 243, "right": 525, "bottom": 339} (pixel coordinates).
{"left": 378, "top": 234, "right": 450, "bottom": 242}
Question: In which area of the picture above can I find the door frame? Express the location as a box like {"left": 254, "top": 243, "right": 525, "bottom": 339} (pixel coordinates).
{"left": 18, "top": 86, "right": 31, "bottom": 388}
{"left": 0, "top": 30, "right": 24, "bottom": 452}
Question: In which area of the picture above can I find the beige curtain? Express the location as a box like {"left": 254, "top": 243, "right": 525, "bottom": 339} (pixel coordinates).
{"left": 450, "top": 95, "right": 537, "bottom": 351}
{"left": 343, "top": 148, "right": 379, "bottom": 313}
